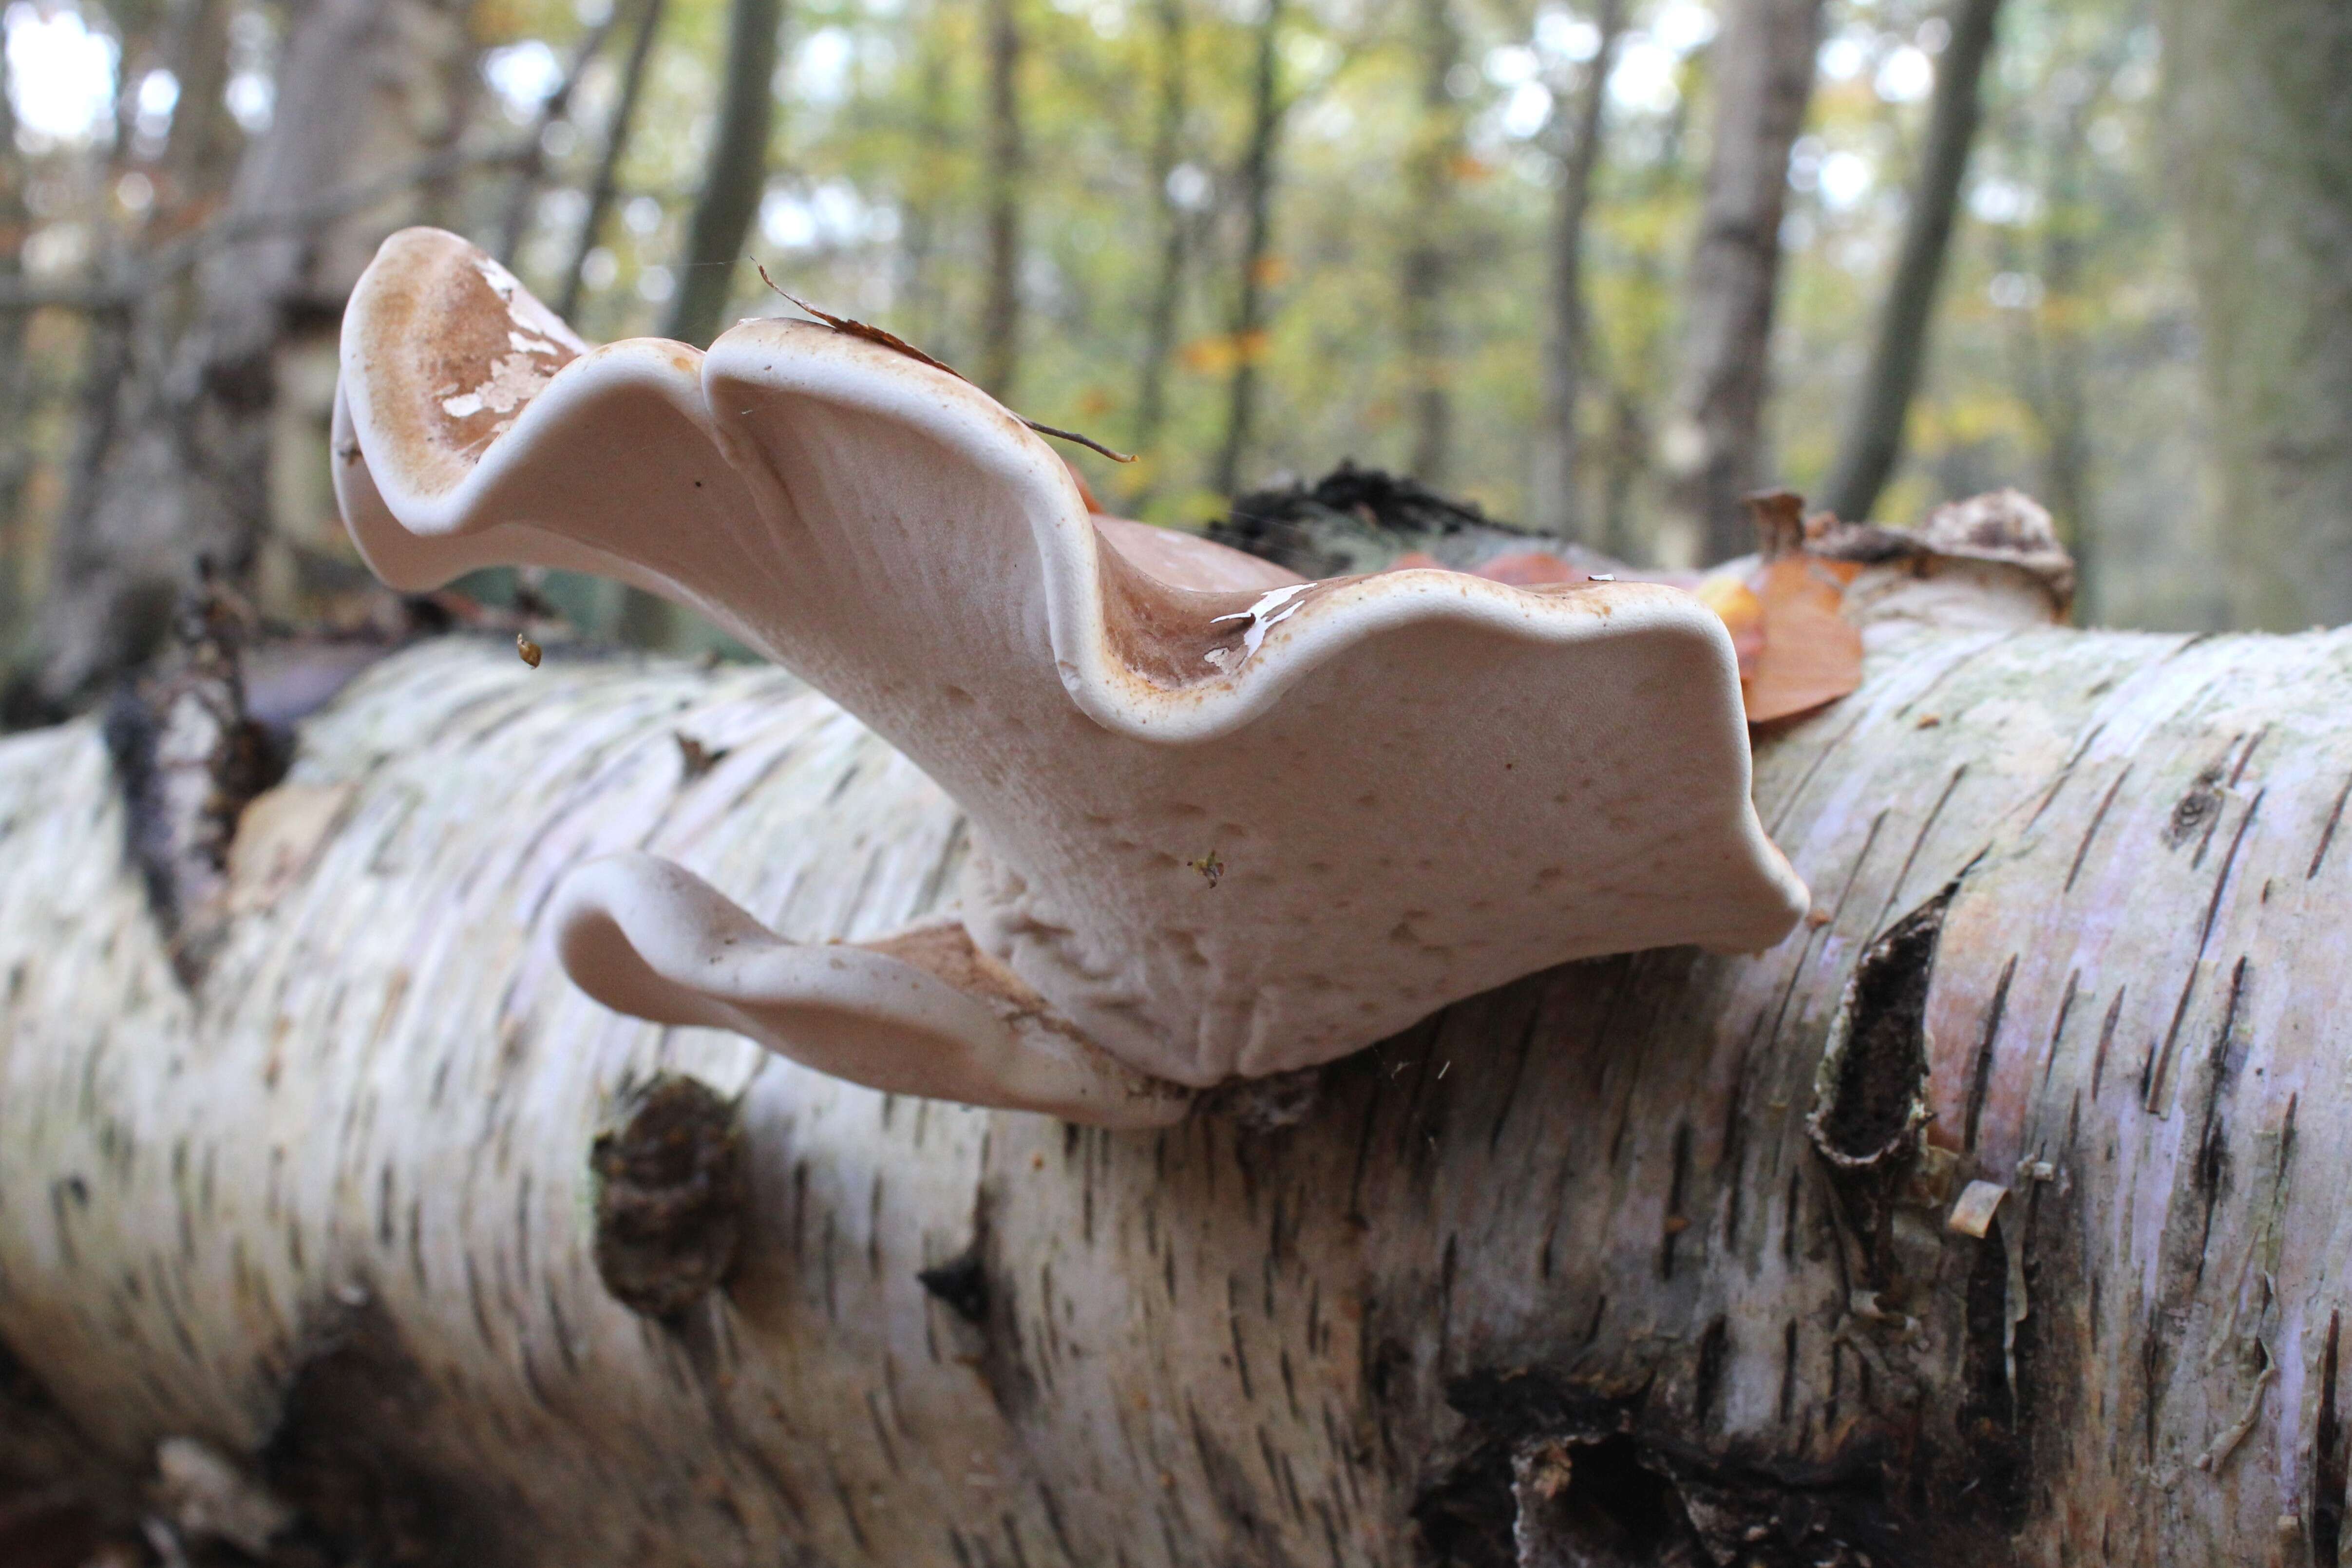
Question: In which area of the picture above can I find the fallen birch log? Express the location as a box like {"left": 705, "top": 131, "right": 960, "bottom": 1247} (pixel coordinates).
{"left": 5, "top": 592, "right": 2352, "bottom": 1565}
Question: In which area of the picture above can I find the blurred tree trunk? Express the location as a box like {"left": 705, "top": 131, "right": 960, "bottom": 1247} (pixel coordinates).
{"left": 32, "top": 0, "right": 481, "bottom": 709}
{"left": 977, "top": 0, "right": 1026, "bottom": 398}
{"left": 1664, "top": 0, "right": 1823, "bottom": 564}
{"left": 2030, "top": 170, "right": 2092, "bottom": 619}
{"left": 0, "top": 78, "right": 28, "bottom": 678}
{"left": 557, "top": 0, "right": 670, "bottom": 324}
{"left": 149, "top": 0, "right": 242, "bottom": 228}
{"left": 1399, "top": 0, "right": 1462, "bottom": 487}
{"left": 16, "top": 0, "right": 241, "bottom": 714}
{"left": 1599, "top": 382, "right": 1647, "bottom": 558}
{"left": 2005, "top": 68, "right": 2102, "bottom": 623}
{"left": 2159, "top": 0, "right": 2352, "bottom": 631}
{"left": 895, "top": 6, "right": 956, "bottom": 353}
{"left": 1528, "top": 0, "right": 1626, "bottom": 541}
{"left": 1212, "top": 0, "right": 1287, "bottom": 497}
{"left": 496, "top": 15, "right": 622, "bottom": 266}
{"left": 1129, "top": 0, "right": 1190, "bottom": 482}
{"left": 661, "top": 0, "right": 784, "bottom": 349}
{"left": 1821, "top": 0, "right": 2005, "bottom": 526}
{"left": 97, "top": 7, "right": 173, "bottom": 191}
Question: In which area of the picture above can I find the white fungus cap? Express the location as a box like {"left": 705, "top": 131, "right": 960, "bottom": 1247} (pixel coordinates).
{"left": 335, "top": 227, "right": 1810, "bottom": 1124}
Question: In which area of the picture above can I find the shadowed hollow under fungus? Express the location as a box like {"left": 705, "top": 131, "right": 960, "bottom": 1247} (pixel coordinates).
{"left": 331, "top": 227, "right": 1810, "bottom": 1125}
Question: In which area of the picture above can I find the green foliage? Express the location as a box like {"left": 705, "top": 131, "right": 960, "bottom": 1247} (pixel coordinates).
{"left": 0, "top": 0, "right": 2219, "bottom": 645}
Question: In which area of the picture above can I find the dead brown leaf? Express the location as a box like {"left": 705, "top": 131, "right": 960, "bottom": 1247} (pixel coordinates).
{"left": 1742, "top": 555, "right": 1864, "bottom": 723}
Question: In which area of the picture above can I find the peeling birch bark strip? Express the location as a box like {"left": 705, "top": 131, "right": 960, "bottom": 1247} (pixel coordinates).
{"left": 6, "top": 622, "right": 2352, "bottom": 1564}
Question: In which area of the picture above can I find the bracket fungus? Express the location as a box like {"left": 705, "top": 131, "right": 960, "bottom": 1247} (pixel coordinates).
{"left": 333, "top": 227, "right": 1808, "bottom": 1126}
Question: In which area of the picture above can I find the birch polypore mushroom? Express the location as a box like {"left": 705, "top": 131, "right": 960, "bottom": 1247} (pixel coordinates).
{"left": 333, "top": 227, "right": 1809, "bottom": 1124}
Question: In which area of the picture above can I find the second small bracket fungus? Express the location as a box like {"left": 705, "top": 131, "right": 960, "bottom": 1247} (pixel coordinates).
{"left": 334, "top": 228, "right": 1810, "bottom": 1125}
{"left": 555, "top": 857, "right": 1188, "bottom": 1128}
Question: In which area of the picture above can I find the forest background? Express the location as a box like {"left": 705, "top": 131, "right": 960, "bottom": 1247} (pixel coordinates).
{"left": 0, "top": 0, "right": 2336, "bottom": 713}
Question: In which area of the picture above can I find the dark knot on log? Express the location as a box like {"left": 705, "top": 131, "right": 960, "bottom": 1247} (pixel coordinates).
{"left": 589, "top": 1075, "right": 746, "bottom": 1319}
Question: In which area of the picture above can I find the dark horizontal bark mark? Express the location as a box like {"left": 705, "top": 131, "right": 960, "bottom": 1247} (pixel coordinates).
{"left": 1660, "top": 1122, "right": 1693, "bottom": 1281}
{"left": 1890, "top": 631, "right": 1999, "bottom": 721}
{"left": 2024, "top": 721, "right": 2108, "bottom": 833}
{"left": 1778, "top": 1319, "right": 1799, "bottom": 1427}
{"left": 1693, "top": 1316, "right": 1730, "bottom": 1431}
{"left": 2040, "top": 968, "right": 2080, "bottom": 1092}
{"left": 1875, "top": 765, "right": 1969, "bottom": 931}
{"left": 2065, "top": 765, "right": 2131, "bottom": 894}
{"left": 1826, "top": 810, "right": 1890, "bottom": 931}
{"left": 2187, "top": 957, "right": 2253, "bottom": 1288}
{"left": 2316, "top": 1309, "right": 2346, "bottom": 1567}
{"left": 1962, "top": 956, "right": 2018, "bottom": 1154}
{"left": 2310, "top": 770, "right": 2352, "bottom": 880}
{"left": 1719, "top": 1016, "right": 1765, "bottom": 1248}
{"left": 2228, "top": 724, "right": 2271, "bottom": 788}
{"left": 1484, "top": 999, "right": 1550, "bottom": 1155}
{"left": 2089, "top": 987, "right": 2125, "bottom": 1102}
{"left": 2146, "top": 790, "right": 2264, "bottom": 1114}
{"left": 1764, "top": 699, "right": 1877, "bottom": 839}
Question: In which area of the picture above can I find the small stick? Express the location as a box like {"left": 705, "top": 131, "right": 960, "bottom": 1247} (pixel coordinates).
{"left": 756, "top": 265, "right": 1136, "bottom": 463}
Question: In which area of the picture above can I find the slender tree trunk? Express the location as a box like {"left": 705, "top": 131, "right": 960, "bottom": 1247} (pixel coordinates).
{"left": 2033, "top": 187, "right": 2091, "bottom": 622}
{"left": 895, "top": 11, "right": 956, "bottom": 353}
{"left": 0, "top": 80, "right": 28, "bottom": 677}
{"left": 1600, "top": 382, "right": 1646, "bottom": 558}
{"left": 1589, "top": 96, "right": 1685, "bottom": 567}
{"left": 977, "top": 0, "right": 1026, "bottom": 398}
{"left": 496, "top": 14, "right": 623, "bottom": 267}
{"left": 48, "top": 304, "right": 138, "bottom": 667}
{"left": 99, "top": 8, "right": 176, "bottom": 195}
{"left": 8, "top": 569, "right": 2352, "bottom": 1562}
{"left": 32, "top": 0, "right": 481, "bottom": 709}
{"left": 149, "top": 0, "right": 242, "bottom": 230}
{"left": 2158, "top": 0, "right": 2352, "bottom": 631}
{"left": 1399, "top": 0, "right": 1461, "bottom": 487}
{"left": 1665, "top": 0, "right": 1824, "bottom": 564}
{"left": 1212, "top": 0, "right": 1286, "bottom": 498}
{"left": 661, "top": 0, "right": 784, "bottom": 349}
{"left": 2005, "top": 77, "right": 2098, "bottom": 623}
{"left": 557, "top": 0, "right": 670, "bottom": 325}
{"left": 1130, "top": 0, "right": 1190, "bottom": 473}
{"left": 1528, "top": 0, "right": 1627, "bottom": 541}
{"left": 413, "top": 14, "right": 487, "bottom": 232}
{"left": 16, "top": 0, "right": 242, "bottom": 708}
{"left": 1820, "top": 0, "right": 2006, "bottom": 525}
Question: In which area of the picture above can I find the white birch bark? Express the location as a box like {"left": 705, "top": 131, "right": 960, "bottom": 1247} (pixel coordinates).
{"left": 6, "top": 595, "right": 2352, "bottom": 1564}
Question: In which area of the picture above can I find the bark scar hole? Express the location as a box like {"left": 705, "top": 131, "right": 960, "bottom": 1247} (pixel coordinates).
{"left": 1421, "top": 1371, "right": 1713, "bottom": 1568}
{"left": 1414, "top": 1431, "right": 1703, "bottom": 1568}
{"left": 916, "top": 1247, "right": 989, "bottom": 1325}
{"left": 1956, "top": 1214, "right": 2028, "bottom": 1527}
{"left": 261, "top": 1297, "right": 507, "bottom": 1565}
{"left": 101, "top": 571, "right": 292, "bottom": 987}
{"left": 1808, "top": 886, "right": 1954, "bottom": 1170}
{"left": 1509, "top": 1434, "right": 1703, "bottom": 1567}
{"left": 589, "top": 1075, "right": 747, "bottom": 1320}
